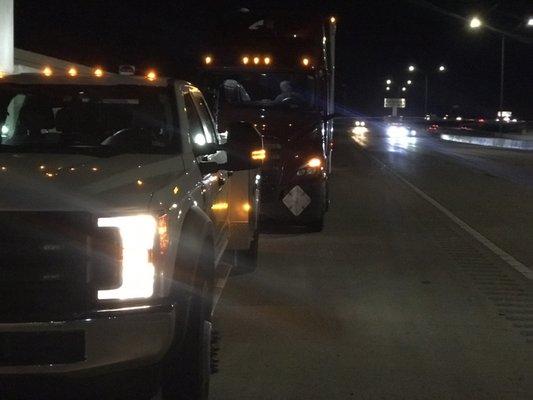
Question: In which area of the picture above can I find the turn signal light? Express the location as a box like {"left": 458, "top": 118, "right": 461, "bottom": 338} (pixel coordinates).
{"left": 251, "top": 149, "right": 266, "bottom": 161}
{"left": 0, "top": 71, "right": 5, "bottom": 79}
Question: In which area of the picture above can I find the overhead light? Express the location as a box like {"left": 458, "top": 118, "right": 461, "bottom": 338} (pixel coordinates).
{"left": 408, "top": 65, "right": 415, "bottom": 72}
{"left": 438, "top": 65, "right": 446, "bottom": 72}
{"left": 402, "top": 87, "right": 407, "bottom": 92}
{"left": 386, "top": 86, "right": 390, "bottom": 91}
{"left": 469, "top": 16, "right": 482, "bottom": 29}
{"left": 407, "top": 80, "right": 412, "bottom": 85}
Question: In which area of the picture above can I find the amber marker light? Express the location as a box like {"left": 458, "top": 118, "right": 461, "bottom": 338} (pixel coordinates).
{"left": 211, "top": 202, "right": 229, "bottom": 211}
{"left": 307, "top": 157, "right": 322, "bottom": 168}
{"left": 302, "top": 57, "right": 310, "bottom": 67}
{"left": 242, "top": 56, "right": 250, "bottom": 65}
{"left": 94, "top": 67, "right": 104, "bottom": 78}
{"left": 146, "top": 70, "right": 157, "bottom": 81}
{"left": 251, "top": 149, "right": 266, "bottom": 160}
{"left": 67, "top": 67, "right": 78, "bottom": 77}
{"left": 42, "top": 66, "right": 53, "bottom": 77}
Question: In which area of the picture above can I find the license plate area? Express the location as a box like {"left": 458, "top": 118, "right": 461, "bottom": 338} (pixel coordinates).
{"left": 0, "top": 331, "right": 85, "bottom": 366}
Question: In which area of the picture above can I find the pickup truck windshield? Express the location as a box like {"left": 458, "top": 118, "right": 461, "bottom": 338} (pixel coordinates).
{"left": 204, "top": 72, "right": 316, "bottom": 110}
{"left": 0, "top": 84, "right": 177, "bottom": 155}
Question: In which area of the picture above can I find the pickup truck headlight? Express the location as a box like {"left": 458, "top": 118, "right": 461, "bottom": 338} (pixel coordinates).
{"left": 97, "top": 215, "right": 158, "bottom": 301}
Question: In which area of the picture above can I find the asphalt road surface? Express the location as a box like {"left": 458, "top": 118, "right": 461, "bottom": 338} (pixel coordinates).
{"left": 210, "top": 124, "right": 533, "bottom": 400}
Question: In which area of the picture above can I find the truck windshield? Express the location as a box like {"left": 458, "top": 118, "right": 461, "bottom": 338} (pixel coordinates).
{"left": 205, "top": 72, "right": 316, "bottom": 110}
{"left": 0, "top": 85, "right": 177, "bottom": 155}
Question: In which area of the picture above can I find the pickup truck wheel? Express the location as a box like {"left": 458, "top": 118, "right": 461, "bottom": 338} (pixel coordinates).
{"left": 162, "top": 241, "right": 214, "bottom": 400}
{"left": 230, "top": 230, "right": 259, "bottom": 275}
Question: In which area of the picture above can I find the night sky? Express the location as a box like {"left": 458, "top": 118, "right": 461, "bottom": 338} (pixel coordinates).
{"left": 14, "top": 0, "right": 533, "bottom": 118}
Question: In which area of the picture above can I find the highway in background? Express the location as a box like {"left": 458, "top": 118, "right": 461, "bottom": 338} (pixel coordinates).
{"left": 211, "top": 122, "right": 533, "bottom": 399}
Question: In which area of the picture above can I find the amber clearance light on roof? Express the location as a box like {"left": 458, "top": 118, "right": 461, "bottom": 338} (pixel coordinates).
{"left": 302, "top": 57, "right": 310, "bottom": 67}
{"left": 67, "top": 67, "right": 78, "bottom": 77}
{"left": 146, "top": 70, "right": 157, "bottom": 81}
{"left": 93, "top": 67, "right": 104, "bottom": 78}
{"left": 42, "top": 66, "right": 53, "bottom": 77}
{"left": 204, "top": 56, "right": 213, "bottom": 65}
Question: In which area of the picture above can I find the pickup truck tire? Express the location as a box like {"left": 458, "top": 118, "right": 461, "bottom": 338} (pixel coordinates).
{"left": 162, "top": 239, "right": 214, "bottom": 400}
{"left": 230, "top": 229, "right": 259, "bottom": 275}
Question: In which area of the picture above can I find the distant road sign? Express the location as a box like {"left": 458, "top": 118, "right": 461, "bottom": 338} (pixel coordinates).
{"left": 384, "top": 98, "right": 406, "bottom": 108}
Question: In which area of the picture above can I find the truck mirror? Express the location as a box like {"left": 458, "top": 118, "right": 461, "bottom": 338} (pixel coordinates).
{"left": 224, "top": 121, "right": 264, "bottom": 171}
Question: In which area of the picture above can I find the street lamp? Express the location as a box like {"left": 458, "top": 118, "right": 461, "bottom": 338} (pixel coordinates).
{"left": 470, "top": 16, "right": 482, "bottom": 29}
{"left": 408, "top": 63, "right": 447, "bottom": 115}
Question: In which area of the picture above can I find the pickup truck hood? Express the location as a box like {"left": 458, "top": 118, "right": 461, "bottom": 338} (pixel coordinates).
{"left": 0, "top": 152, "right": 179, "bottom": 212}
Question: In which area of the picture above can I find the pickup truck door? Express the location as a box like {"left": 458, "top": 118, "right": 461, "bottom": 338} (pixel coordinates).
{"left": 183, "top": 90, "right": 230, "bottom": 250}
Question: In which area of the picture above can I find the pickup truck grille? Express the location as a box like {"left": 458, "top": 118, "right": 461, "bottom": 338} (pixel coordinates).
{"left": 0, "top": 212, "right": 121, "bottom": 322}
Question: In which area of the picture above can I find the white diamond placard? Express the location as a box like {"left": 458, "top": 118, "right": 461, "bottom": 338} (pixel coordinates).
{"left": 282, "top": 185, "right": 311, "bottom": 216}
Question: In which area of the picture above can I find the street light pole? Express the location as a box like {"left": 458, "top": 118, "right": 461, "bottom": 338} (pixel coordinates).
{"left": 424, "top": 74, "right": 429, "bottom": 116}
{"left": 499, "top": 34, "right": 505, "bottom": 133}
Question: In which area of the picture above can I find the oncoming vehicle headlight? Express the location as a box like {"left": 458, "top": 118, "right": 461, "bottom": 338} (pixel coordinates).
{"left": 297, "top": 157, "right": 323, "bottom": 176}
{"left": 387, "top": 125, "right": 409, "bottom": 137}
{"left": 97, "top": 215, "right": 158, "bottom": 301}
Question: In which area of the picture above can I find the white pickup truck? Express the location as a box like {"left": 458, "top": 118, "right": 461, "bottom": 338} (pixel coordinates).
{"left": 0, "top": 71, "right": 262, "bottom": 399}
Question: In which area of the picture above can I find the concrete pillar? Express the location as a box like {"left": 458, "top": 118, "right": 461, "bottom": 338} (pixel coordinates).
{"left": 0, "top": 0, "right": 14, "bottom": 73}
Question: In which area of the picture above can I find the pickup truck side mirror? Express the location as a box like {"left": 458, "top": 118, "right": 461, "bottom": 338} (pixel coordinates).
{"left": 223, "top": 121, "right": 264, "bottom": 171}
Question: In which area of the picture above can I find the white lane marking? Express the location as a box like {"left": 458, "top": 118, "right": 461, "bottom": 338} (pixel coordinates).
{"left": 368, "top": 152, "right": 533, "bottom": 280}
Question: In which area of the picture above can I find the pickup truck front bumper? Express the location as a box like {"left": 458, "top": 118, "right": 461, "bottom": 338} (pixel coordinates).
{"left": 0, "top": 304, "right": 175, "bottom": 376}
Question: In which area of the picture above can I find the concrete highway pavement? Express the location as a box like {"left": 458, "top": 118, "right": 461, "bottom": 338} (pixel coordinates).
{"left": 210, "top": 126, "right": 533, "bottom": 399}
